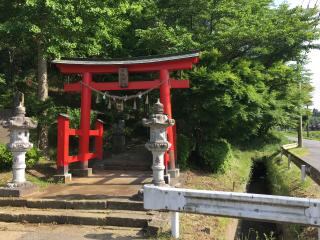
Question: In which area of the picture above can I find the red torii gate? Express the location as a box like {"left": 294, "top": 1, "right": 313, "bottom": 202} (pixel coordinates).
{"left": 53, "top": 52, "right": 199, "bottom": 177}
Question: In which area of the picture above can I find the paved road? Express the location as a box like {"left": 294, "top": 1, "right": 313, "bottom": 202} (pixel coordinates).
{"left": 287, "top": 137, "right": 320, "bottom": 169}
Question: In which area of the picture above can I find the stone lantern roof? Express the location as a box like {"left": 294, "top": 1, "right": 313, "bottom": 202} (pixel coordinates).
{"left": 2, "top": 92, "right": 37, "bottom": 130}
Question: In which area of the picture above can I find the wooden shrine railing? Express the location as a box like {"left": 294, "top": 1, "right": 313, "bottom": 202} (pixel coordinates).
{"left": 57, "top": 114, "right": 103, "bottom": 170}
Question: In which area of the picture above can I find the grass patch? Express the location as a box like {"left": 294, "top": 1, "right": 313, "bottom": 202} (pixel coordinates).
{"left": 166, "top": 137, "right": 285, "bottom": 240}
{"left": 0, "top": 157, "right": 58, "bottom": 188}
{"left": 265, "top": 150, "right": 320, "bottom": 239}
{"left": 0, "top": 171, "right": 11, "bottom": 186}
{"left": 26, "top": 175, "right": 57, "bottom": 188}
{"left": 0, "top": 171, "right": 58, "bottom": 188}
{"left": 289, "top": 147, "right": 309, "bottom": 157}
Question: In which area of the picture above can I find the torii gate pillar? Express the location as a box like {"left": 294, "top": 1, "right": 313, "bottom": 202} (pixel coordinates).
{"left": 159, "top": 69, "right": 176, "bottom": 175}
{"left": 78, "top": 72, "right": 93, "bottom": 176}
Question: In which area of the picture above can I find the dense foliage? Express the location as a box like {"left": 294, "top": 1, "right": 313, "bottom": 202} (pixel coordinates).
{"left": 0, "top": 144, "right": 43, "bottom": 170}
{"left": 310, "top": 108, "right": 320, "bottom": 129}
{"left": 199, "top": 138, "right": 233, "bottom": 173}
{"left": 0, "top": 1, "right": 319, "bottom": 171}
{"left": 176, "top": 133, "right": 195, "bottom": 170}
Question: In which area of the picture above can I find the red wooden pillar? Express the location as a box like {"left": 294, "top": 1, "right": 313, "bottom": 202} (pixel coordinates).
{"left": 159, "top": 69, "right": 176, "bottom": 170}
{"left": 57, "top": 114, "right": 70, "bottom": 175}
{"left": 173, "top": 123, "right": 177, "bottom": 160}
{"left": 95, "top": 120, "right": 104, "bottom": 160}
{"left": 79, "top": 72, "right": 92, "bottom": 169}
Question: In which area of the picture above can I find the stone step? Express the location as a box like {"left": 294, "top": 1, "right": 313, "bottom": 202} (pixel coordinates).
{"left": 102, "top": 158, "right": 152, "bottom": 170}
{"left": 104, "top": 159, "right": 151, "bottom": 165}
{"left": 99, "top": 144, "right": 152, "bottom": 171}
{"left": 103, "top": 159, "right": 151, "bottom": 165}
{"left": 0, "top": 198, "right": 144, "bottom": 211}
{"left": 104, "top": 164, "right": 151, "bottom": 171}
{"left": 104, "top": 157, "right": 151, "bottom": 164}
{"left": 0, "top": 207, "right": 153, "bottom": 228}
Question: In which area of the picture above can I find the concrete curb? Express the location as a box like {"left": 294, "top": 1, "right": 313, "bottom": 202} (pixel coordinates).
{"left": 0, "top": 198, "right": 144, "bottom": 211}
{"left": 0, "top": 212, "right": 150, "bottom": 228}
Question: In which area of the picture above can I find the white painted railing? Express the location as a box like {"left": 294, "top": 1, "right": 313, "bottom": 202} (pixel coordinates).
{"left": 144, "top": 184, "right": 320, "bottom": 238}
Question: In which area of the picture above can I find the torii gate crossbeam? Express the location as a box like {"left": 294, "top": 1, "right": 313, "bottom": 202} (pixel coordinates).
{"left": 53, "top": 52, "right": 199, "bottom": 179}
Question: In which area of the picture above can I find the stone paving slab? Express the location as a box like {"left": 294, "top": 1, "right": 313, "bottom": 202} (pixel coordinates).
{"left": 27, "top": 170, "right": 152, "bottom": 200}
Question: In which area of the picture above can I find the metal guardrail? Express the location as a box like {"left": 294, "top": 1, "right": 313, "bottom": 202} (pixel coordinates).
{"left": 282, "top": 143, "right": 298, "bottom": 150}
{"left": 143, "top": 143, "right": 320, "bottom": 238}
{"left": 144, "top": 184, "right": 320, "bottom": 226}
{"left": 144, "top": 184, "right": 320, "bottom": 238}
{"left": 281, "top": 143, "right": 320, "bottom": 185}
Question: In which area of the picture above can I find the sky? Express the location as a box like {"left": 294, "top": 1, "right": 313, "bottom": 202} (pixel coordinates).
{"left": 274, "top": 0, "right": 320, "bottom": 109}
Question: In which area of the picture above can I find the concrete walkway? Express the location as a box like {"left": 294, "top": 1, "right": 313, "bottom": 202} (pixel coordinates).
{"left": 0, "top": 170, "right": 154, "bottom": 240}
{"left": 0, "top": 222, "right": 146, "bottom": 240}
{"left": 287, "top": 136, "right": 320, "bottom": 170}
{"left": 27, "top": 170, "right": 152, "bottom": 200}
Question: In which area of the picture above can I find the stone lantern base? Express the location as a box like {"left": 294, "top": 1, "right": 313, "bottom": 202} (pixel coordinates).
{"left": 168, "top": 168, "right": 180, "bottom": 178}
{"left": 0, "top": 181, "right": 38, "bottom": 197}
{"left": 164, "top": 174, "right": 171, "bottom": 185}
{"left": 53, "top": 173, "right": 72, "bottom": 184}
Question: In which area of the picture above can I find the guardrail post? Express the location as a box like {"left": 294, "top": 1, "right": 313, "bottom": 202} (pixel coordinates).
{"left": 301, "top": 165, "right": 306, "bottom": 182}
{"left": 171, "top": 211, "right": 179, "bottom": 239}
{"left": 288, "top": 154, "right": 292, "bottom": 169}
{"left": 318, "top": 228, "right": 320, "bottom": 240}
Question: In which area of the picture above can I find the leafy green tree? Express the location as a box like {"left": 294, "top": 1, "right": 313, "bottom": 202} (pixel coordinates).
{"left": 131, "top": 0, "right": 319, "bottom": 149}
{"left": 0, "top": 0, "right": 134, "bottom": 151}
{"left": 0, "top": 0, "right": 319, "bottom": 169}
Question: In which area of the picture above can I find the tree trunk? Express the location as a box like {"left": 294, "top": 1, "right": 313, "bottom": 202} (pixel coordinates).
{"left": 37, "top": 46, "right": 48, "bottom": 101}
{"left": 298, "top": 115, "right": 303, "bottom": 147}
{"left": 37, "top": 44, "right": 49, "bottom": 153}
{"left": 297, "top": 81, "right": 303, "bottom": 148}
{"left": 306, "top": 105, "right": 310, "bottom": 137}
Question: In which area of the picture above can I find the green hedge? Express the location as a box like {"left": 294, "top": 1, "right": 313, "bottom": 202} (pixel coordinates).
{"left": 0, "top": 144, "right": 12, "bottom": 170}
{"left": 199, "top": 138, "right": 233, "bottom": 173}
{"left": 177, "top": 134, "right": 194, "bottom": 170}
{"left": 0, "top": 144, "right": 42, "bottom": 171}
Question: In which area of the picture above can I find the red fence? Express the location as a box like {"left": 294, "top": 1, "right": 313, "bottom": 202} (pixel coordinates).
{"left": 57, "top": 114, "right": 103, "bottom": 170}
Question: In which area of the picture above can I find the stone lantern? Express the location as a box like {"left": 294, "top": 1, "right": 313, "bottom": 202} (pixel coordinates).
{"left": 0, "top": 92, "right": 38, "bottom": 197}
{"left": 143, "top": 99, "right": 175, "bottom": 186}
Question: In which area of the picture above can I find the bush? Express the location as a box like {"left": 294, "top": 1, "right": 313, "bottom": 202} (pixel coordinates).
{"left": 199, "top": 139, "right": 233, "bottom": 173}
{"left": 25, "top": 147, "right": 41, "bottom": 168}
{"left": 0, "top": 144, "right": 42, "bottom": 170}
{"left": 0, "top": 144, "right": 12, "bottom": 170}
{"left": 177, "top": 134, "right": 194, "bottom": 170}
{"left": 68, "top": 108, "right": 97, "bottom": 129}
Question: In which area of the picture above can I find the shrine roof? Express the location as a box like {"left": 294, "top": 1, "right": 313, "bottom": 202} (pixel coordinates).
{"left": 52, "top": 51, "right": 199, "bottom": 74}
{"left": 53, "top": 51, "right": 199, "bottom": 65}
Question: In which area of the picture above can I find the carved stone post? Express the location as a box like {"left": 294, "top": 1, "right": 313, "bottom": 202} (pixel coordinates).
{"left": 0, "top": 92, "right": 38, "bottom": 197}
{"left": 112, "top": 120, "right": 126, "bottom": 153}
{"left": 143, "top": 100, "right": 175, "bottom": 186}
